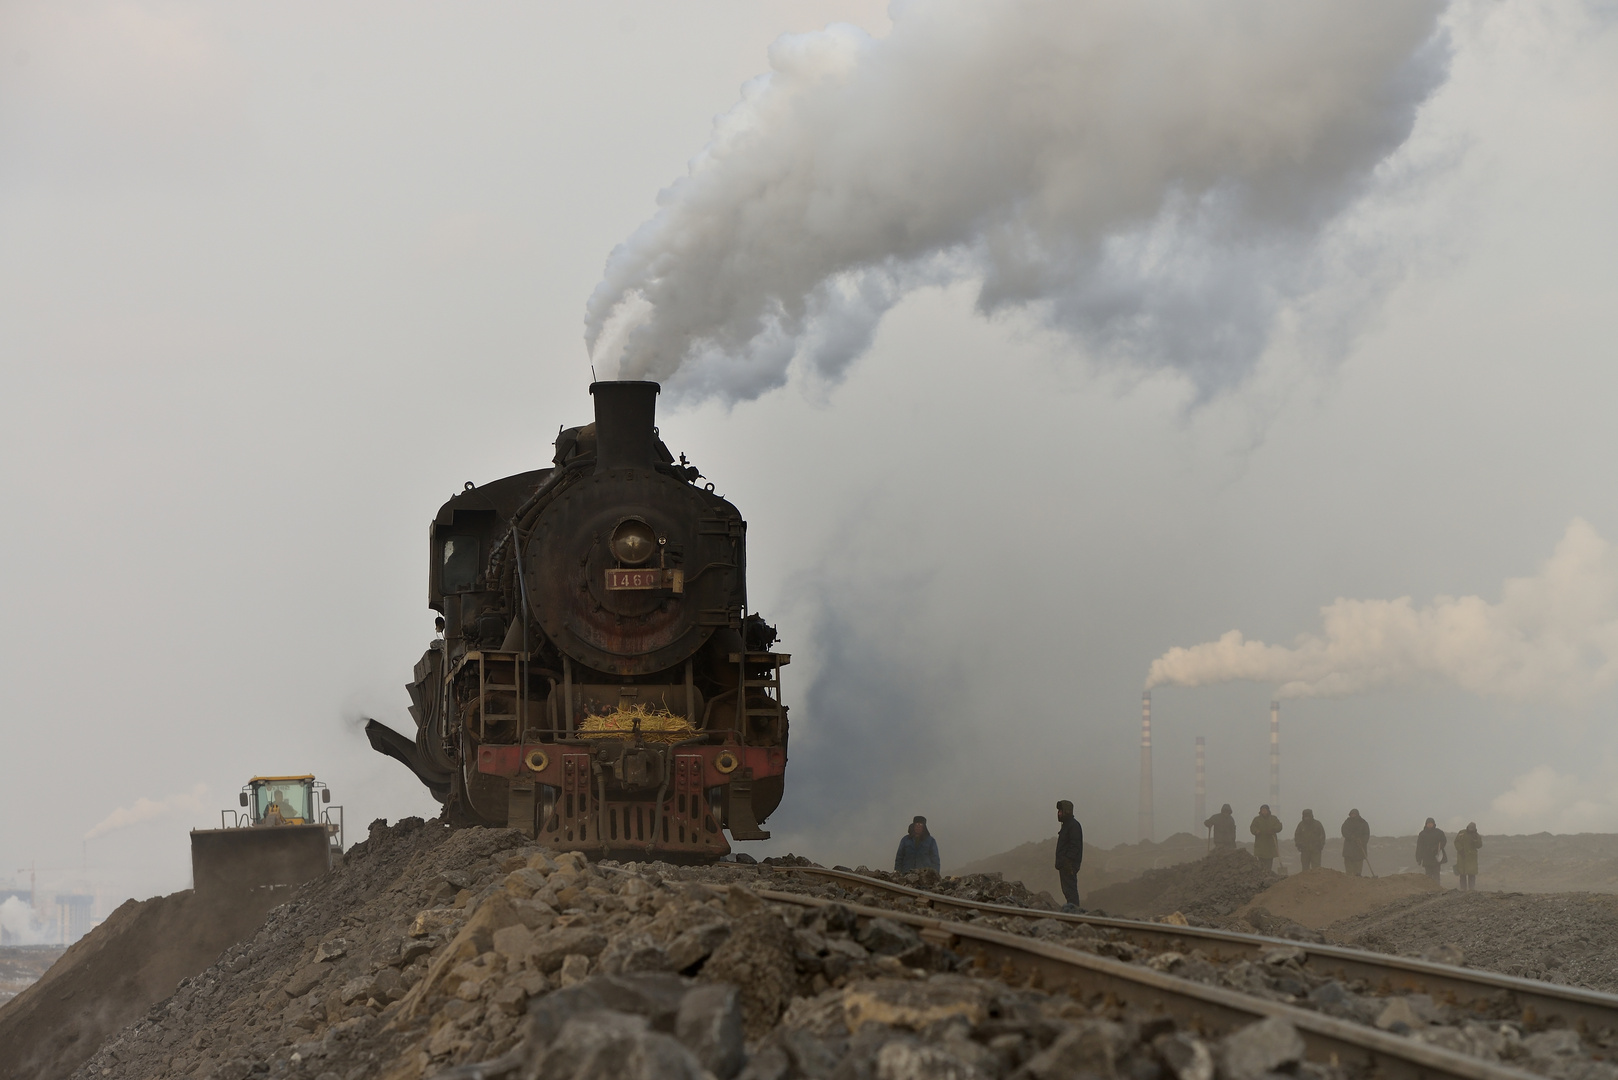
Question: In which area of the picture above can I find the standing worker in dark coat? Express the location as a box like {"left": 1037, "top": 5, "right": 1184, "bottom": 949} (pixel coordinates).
{"left": 894, "top": 816, "right": 941, "bottom": 874}
{"left": 1250, "top": 805, "right": 1283, "bottom": 872}
{"left": 1055, "top": 800, "right": 1084, "bottom": 912}
{"left": 1205, "top": 804, "right": 1237, "bottom": 851}
{"left": 1415, "top": 818, "right": 1447, "bottom": 883}
{"left": 1341, "top": 809, "right": 1371, "bottom": 876}
{"left": 1454, "top": 822, "right": 1482, "bottom": 891}
{"left": 1294, "top": 809, "right": 1326, "bottom": 871}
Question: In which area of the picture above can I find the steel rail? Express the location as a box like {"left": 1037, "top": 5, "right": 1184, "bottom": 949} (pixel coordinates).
{"left": 766, "top": 866, "right": 1618, "bottom": 1036}
{"left": 715, "top": 883, "right": 1544, "bottom": 1080}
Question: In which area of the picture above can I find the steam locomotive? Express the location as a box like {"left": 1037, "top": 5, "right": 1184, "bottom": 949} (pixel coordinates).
{"left": 366, "top": 382, "right": 788, "bottom": 860}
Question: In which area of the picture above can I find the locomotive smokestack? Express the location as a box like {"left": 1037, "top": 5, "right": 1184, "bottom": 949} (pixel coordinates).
{"left": 1139, "top": 692, "right": 1153, "bottom": 842}
{"left": 590, "top": 380, "right": 661, "bottom": 473}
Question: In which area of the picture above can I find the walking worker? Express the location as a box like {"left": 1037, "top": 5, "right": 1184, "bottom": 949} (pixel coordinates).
{"left": 1415, "top": 817, "right": 1447, "bottom": 882}
{"left": 1250, "top": 804, "right": 1283, "bottom": 872}
{"left": 1055, "top": 800, "right": 1084, "bottom": 912}
{"left": 1454, "top": 822, "right": 1482, "bottom": 891}
{"left": 1294, "top": 809, "right": 1326, "bottom": 871}
{"left": 1204, "top": 803, "right": 1237, "bottom": 852}
{"left": 893, "top": 816, "right": 940, "bottom": 874}
{"left": 1341, "top": 809, "right": 1371, "bottom": 876}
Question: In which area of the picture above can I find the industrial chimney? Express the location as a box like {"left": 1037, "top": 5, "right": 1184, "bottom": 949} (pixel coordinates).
{"left": 1138, "top": 692, "right": 1153, "bottom": 842}
{"left": 1269, "top": 700, "right": 1280, "bottom": 819}
{"left": 1194, "top": 735, "right": 1206, "bottom": 834}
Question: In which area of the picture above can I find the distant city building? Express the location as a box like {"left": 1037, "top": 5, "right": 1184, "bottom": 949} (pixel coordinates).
{"left": 56, "top": 895, "right": 94, "bottom": 945}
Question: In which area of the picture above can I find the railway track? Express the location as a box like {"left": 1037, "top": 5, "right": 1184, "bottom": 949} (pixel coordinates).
{"left": 767, "top": 864, "right": 1618, "bottom": 1037}
{"left": 678, "top": 865, "right": 1618, "bottom": 1080}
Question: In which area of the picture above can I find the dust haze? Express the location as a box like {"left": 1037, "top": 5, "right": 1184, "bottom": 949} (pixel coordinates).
{"left": 1, "top": 0, "right": 1617, "bottom": 912}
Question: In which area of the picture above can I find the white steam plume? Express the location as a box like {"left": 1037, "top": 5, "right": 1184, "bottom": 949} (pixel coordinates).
{"left": 1146, "top": 519, "right": 1618, "bottom": 703}
{"left": 586, "top": 0, "right": 1449, "bottom": 402}
{"left": 84, "top": 782, "right": 209, "bottom": 840}
{"left": 0, "top": 896, "right": 50, "bottom": 946}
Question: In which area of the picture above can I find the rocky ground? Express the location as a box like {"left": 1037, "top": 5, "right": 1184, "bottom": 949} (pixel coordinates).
{"left": 11, "top": 822, "right": 1618, "bottom": 1080}
{"left": 39, "top": 822, "right": 1366, "bottom": 1080}
{"left": 1327, "top": 890, "right": 1618, "bottom": 992}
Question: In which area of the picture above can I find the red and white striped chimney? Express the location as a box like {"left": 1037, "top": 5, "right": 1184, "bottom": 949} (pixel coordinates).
{"left": 1139, "top": 692, "right": 1154, "bottom": 842}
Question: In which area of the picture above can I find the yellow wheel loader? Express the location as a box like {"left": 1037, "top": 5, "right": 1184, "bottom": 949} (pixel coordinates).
{"left": 189, "top": 776, "right": 344, "bottom": 896}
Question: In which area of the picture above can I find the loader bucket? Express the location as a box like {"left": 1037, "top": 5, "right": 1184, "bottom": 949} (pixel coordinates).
{"left": 189, "top": 824, "right": 332, "bottom": 897}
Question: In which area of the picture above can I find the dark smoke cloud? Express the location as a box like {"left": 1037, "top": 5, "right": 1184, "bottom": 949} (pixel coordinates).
{"left": 764, "top": 560, "right": 970, "bottom": 861}
{"left": 587, "top": 0, "right": 1450, "bottom": 402}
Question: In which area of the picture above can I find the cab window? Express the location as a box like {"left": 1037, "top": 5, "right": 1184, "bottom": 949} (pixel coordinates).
{"left": 255, "top": 782, "right": 313, "bottom": 822}
{"left": 442, "top": 536, "right": 479, "bottom": 592}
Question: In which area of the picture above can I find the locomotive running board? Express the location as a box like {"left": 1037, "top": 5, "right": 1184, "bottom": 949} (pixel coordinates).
{"left": 727, "top": 779, "right": 771, "bottom": 841}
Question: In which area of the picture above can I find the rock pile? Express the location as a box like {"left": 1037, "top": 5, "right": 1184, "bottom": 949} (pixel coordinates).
{"left": 1328, "top": 890, "right": 1618, "bottom": 992}
{"left": 51, "top": 822, "right": 1344, "bottom": 1080}
{"left": 30, "top": 820, "right": 1618, "bottom": 1080}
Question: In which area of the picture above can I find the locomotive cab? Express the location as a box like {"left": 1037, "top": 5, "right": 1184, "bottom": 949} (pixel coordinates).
{"left": 367, "top": 381, "right": 788, "bottom": 862}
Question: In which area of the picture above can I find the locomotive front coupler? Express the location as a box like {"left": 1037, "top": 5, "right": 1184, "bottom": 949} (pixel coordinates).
{"left": 588, "top": 739, "right": 666, "bottom": 794}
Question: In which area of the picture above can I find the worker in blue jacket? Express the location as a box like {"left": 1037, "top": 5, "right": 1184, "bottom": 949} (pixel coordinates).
{"left": 894, "top": 815, "right": 941, "bottom": 874}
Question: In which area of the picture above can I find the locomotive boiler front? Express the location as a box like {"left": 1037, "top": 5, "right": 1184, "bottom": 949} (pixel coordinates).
{"left": 367, "top": 380, "right": 788, "bottom": 862}
{"left": 525, "top": 381, "right": 745, "bottom": 678}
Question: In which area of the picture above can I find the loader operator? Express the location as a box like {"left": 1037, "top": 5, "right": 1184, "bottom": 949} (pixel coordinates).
{"left": 1204, "top": 804, "right": 1237, "bottom": 851}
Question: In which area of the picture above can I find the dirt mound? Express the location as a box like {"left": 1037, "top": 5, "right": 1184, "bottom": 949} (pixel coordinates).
{"left": 57, "top": 820, "right": 1339, "bottom": 1080}
{"left": 0, "top": 888, "right": 281, "bottom": 1080}
{"left": 0, "top": 945, "right": 64, "bottom": 1007}
{"left": 1084, "top": 848, "right": 1279, "bottom": 920}
{"left": 1328, "top": 890, "right": 1618, "bottom": 991}
{"left": 1234, "top": 870, "right": 1438, "bottom": 929}
{"left": 853, "top": 867, "right": 1060, "bottom": 910}
{"left": 953, "top": 831, "right": 1210, "bottom": 901}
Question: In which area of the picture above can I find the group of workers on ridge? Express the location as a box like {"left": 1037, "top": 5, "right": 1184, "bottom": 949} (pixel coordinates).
{"left": 1203, "top": 804, "right": 1485, "bottom": 887}
{"left": 896, "top": 800, "right": 1088, "bottom": 913}
{"left": 891, "top": 798, "right": 1483, "bottom": 915}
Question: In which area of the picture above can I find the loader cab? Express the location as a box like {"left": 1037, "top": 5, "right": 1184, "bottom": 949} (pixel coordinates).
{"left": 238, "top": 775, "right": 330, "bottom": 827}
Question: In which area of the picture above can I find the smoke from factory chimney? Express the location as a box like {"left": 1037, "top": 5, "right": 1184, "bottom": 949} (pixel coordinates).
{"left": 1139, "top": 693, "right": 1153, "bottom": 842}
{"left": 1269, "top": 700, "right": 1281, "bottom": 819}
{"left": 1194, "top": 735, "right": 1206, "bottom": 835}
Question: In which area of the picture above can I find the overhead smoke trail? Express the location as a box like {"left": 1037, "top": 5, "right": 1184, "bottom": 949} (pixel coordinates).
{"left": 1146, "top": 519, "right": 1618, "bottom": 704}
{"left": 586, "top": 0, "right": 1449, "bottom": 403}
{"left": 84, "top": 782, "right": 209, "bottom": 840}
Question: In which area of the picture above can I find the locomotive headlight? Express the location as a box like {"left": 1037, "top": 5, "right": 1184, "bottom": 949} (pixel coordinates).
{"left": 610, "top": 519, "right": 657, "bottom": 565}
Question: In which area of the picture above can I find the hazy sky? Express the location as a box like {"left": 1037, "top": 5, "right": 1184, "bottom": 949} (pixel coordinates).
{"left": 2, "top": 1, "right": 1617, "bottom": 915}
